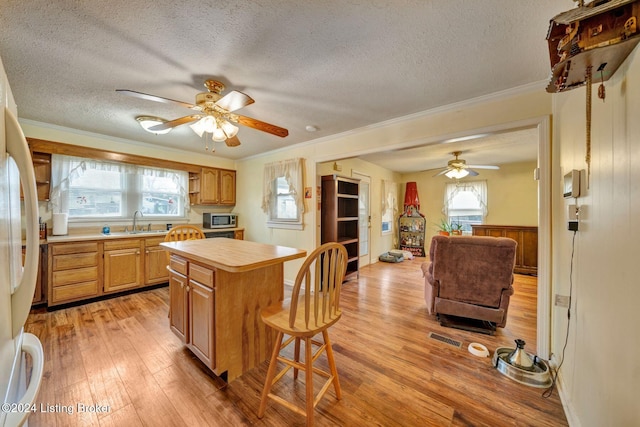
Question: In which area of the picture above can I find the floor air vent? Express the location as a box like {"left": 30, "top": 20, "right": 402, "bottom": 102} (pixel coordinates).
{"left": 428, "top": 332, "right": 462, "bottom": 348}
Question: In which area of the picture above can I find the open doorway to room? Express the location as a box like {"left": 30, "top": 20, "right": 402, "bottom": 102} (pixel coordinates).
{"left": 315, "top": 116, "right": 551, "bottom": 358}
{"left": 352, "top": 171, "right": 371, "bottom": 268}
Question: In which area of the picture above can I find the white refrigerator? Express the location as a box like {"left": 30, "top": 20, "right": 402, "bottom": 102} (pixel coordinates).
{"left": 0, "top": 54, "right": 44, "bottom": 427}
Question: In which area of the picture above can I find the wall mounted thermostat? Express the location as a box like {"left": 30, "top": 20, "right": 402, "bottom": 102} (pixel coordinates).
{"left": 563, "top": 169, "right": 581, "bottom": 198}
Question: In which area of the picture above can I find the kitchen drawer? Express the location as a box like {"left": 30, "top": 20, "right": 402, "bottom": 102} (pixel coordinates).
{"left": 170, "top": 255, "right": 187, "bottom": 275}
{"left": 145, "top": 236, "right": 166, "bottom": 247}
{"left": 51, "top": 242, "right": 99, "bottom": 255}
{"left": 104, "top": 239, "right": 141, "bottom": 251}
{"left": 53, "top": 266, "right": 99, "bottom": 287}
{"left": 51, "top": 280, "right": 99, "bottom": 304}
{"left": 189, "top": 263, "right": 214, "bottom": 288}
{"left": 52, "top": 252, "right": 98, "bottom": 271}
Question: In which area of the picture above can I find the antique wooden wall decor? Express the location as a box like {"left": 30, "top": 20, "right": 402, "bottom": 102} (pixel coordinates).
{"left": 546, "top": 0, "right": 640, "bottom": 93}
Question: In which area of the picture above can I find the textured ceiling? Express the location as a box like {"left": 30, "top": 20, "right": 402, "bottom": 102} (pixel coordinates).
{"left": 0, "top": 1, "right": 574, "bottom": 171}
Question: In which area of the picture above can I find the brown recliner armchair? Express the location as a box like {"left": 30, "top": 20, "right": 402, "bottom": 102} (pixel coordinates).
{"left": 421, "top": 235, "right": 517, "bottom": 329}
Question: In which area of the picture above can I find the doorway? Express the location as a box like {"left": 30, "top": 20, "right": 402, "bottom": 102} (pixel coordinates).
{"left": 352, "top": 171, "right": 371, "bottom": 267}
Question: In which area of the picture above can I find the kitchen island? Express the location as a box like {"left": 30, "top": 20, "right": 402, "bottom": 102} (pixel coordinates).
{"left": 160, "top": 238, "right": 306, "bottom": 382}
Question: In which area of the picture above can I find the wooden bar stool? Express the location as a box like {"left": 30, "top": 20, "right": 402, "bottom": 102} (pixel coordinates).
{"left": 163, "top": 224, "right": 206, "bottom": 242}
{"left": 258, "top": 242, "right": 348, "bottom": 426}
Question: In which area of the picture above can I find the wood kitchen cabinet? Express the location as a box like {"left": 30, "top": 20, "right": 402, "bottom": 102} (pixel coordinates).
{"left": 161, "top": 239, "right": 306, "bottom": 382}
{"left": 219, "top": 169, "right": 236, "bottom": 205}
{"left": 472, "top": 225, "right": 538, "bottom": 275}
{"left": 199, "top": 167, "right": 236, "bottom": 205}
{"left": 167, "top": 255, "right": 216, "bottom": 370}
{"left": 200, "top": 168, "right": 219, "bottom": 204}
{"left": 48, "top": 235, "right": 174, "bottom": 307}
{"left": 20, "top": 149, "right": 51, "bottom": 202}
{"left": 22, "top": 244, "right": 47, "bottom": 305}
{"left": 103, "top": 239, "right": 143, "bottom": 293}
{"left": 32, "top": 151, "right": 51, "bottom": 201}
{"left": 188, "top": 263, "right": 215, "bottom": 369}
{"left": 144, "top": 236, "right": 170, "bottom": 285}
{"left": 49, "top": 242, "right": 101, "bottom": 306}
{"left": 168, "top": 255, "right": 188, "bottom": 343}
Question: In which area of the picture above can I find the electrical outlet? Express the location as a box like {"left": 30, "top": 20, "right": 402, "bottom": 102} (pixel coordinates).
{"left": 555, "top": 294, "right": 570, "bottom": 307}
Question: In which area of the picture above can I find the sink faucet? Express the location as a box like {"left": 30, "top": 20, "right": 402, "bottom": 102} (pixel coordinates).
{"left": 132, "top": 210, "right": 143, "bottom": 233}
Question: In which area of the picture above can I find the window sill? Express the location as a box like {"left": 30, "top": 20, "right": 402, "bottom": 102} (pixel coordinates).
{"left": 267, "top": 221, "right": 304, "bottom": 230}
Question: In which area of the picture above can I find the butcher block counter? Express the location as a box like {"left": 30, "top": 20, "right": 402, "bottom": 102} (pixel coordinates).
{"left": 160, "top": 238, "right": 306, "bottom": 382}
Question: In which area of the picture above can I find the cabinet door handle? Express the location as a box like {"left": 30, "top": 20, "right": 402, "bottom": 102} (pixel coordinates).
{"left": 186, "top": 286, "right": 190, "bottom": 292}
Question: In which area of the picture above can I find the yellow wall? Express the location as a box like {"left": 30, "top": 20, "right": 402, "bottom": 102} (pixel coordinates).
{"left": 20, "top": 121, "right": 236, "bottom": 230}
{"left": 317, "top": 158, "right": 402, "bottom": 264}
{"left": 235, "top": 85, "right": 551, "bottom": 281}
{"left": 401, "top": 160, "right": 538, "bottom": 242}
{"left": 18, "top": 45, "right": 640, "bottom": 424}
{"left": 551, "top": 49, "right": 640, "bottom": 425}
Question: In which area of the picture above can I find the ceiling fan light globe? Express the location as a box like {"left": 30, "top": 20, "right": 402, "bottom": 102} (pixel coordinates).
{"left": 190, "top": 119, "right": 206, "bottom": 137}
{"left": 445, "top": 168, "right": 469, "bottom": 179}
{"left": 212, "top": 128, "right": 227, "bottom": 142}
{"left": 220, "top": 120, "right": 239, "bottom": 138}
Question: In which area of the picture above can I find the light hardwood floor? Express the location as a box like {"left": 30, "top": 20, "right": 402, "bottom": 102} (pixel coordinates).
{"left": 24, "top": 258, "right": 567, "bottom": 426}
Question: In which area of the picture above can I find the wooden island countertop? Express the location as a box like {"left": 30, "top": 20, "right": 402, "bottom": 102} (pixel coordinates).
{"left": 160, "top": 237, "right": 306, "bottom": 273}
{"left": 160, "top": 238, "right": 306, "bottom": 382}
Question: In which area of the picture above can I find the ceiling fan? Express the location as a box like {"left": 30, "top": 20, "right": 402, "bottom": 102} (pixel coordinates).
{"left": 433, "top": 151, "right": 500, "bottom": 179}
{"left": 117, "top": 79, "right": 288, "bottom": 148}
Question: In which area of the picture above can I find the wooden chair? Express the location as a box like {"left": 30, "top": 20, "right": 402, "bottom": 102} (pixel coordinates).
{"left": 164, "top": 225, "right": 206, "bottom": 265}
{"left": 163, "top": 224, "right": 206, "bottom": 242}
{"left": 258, "top": 242, "right": 348, "bottom": 426}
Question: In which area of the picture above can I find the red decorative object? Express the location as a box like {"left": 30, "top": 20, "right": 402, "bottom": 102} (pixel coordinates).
{"left": 403, "top": 182, "right": 420, "bottom": 211}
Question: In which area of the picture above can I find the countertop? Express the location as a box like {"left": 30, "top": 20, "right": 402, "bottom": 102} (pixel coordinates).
{"left": 45, "top": 227, "right": 244, "bottom": 243}
{"left": 161, "top": 238, "right": 306, "bottom": 273}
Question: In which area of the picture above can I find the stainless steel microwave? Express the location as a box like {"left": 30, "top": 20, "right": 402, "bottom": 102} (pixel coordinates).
{"left": 203, "top": 213, "right": 237, "bottom": 229}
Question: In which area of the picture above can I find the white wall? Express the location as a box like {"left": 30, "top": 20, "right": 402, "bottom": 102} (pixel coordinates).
{"left": 552, "top": 49, "right": 640, "bottom": 426}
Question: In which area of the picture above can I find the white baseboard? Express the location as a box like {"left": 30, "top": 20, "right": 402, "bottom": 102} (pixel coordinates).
{"left": 555, "top": 370, "right": 581, "bottom": 427}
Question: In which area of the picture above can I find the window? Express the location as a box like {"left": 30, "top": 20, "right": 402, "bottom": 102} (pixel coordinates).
{"left": 274, "top": 176, "right": 298, "bottom": 220}
{"left": 50, "top": 154, "right": 188, "bottom": 220}
{"left": 67, "top": 168, "right": 123, "bottom": 218}
{"left": 140, "top": 172, "right": 183, "bottom": 216}
{"left": 443, "top": 181, "right": 487, "bottom": 234}
{"left": 262, "top": 158, "right": 304, "bottom": 229}
{"left": 381, "top": 180, "right": 398, "bottom": 235}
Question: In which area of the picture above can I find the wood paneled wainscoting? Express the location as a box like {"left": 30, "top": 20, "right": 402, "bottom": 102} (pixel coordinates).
{"left": 24, "top": 258, "right": 566, "bottom": 426}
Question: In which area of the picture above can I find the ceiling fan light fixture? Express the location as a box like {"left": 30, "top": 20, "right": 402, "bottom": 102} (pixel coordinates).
{"left": 212, "top": 127, "right": 227, "bottom": 142}
{"left": 220, "top": 119, "right": 239, "bottom": 139}
{"left": 136, "top": 116, "right": 172, "bottom": 135}
{"left": 190, "top": 115, "right": 217, "bottom": 137}
{"left": 445, "top": 168, "right": 469, "bottom": 179}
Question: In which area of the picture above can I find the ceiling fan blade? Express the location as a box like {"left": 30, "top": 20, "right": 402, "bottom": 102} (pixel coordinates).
{"left": 225, "top": 135, "right": 241, "bottom": 147}
{"left": 432, "top": 168, "right": 449, "bottom": 177}
{"left": 234, "top": 114, "right": 289, "bottom": 138}
{"left": 467, "top": 168, "right": 480, "bottom": 177}
{"left": 116, "top": 89, "right": 199, "bottom": 110}
{"left": 149, "top": 115, "right": 202, "bottom": 132}
{"left": 215, "top": 91, "right": 255, "bottom": 112}
{"left": 467, "top": 165, "right": 500, "bottom": 170}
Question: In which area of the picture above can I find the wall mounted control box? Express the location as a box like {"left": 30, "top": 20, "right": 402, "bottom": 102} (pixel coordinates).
{"left": 563, "top": 169, "right": 581, "bottom": 198}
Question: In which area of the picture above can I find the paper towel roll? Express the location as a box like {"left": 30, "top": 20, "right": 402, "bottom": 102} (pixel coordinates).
{"left": 52, "top": 213, "right": 68, "bottom": 235}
